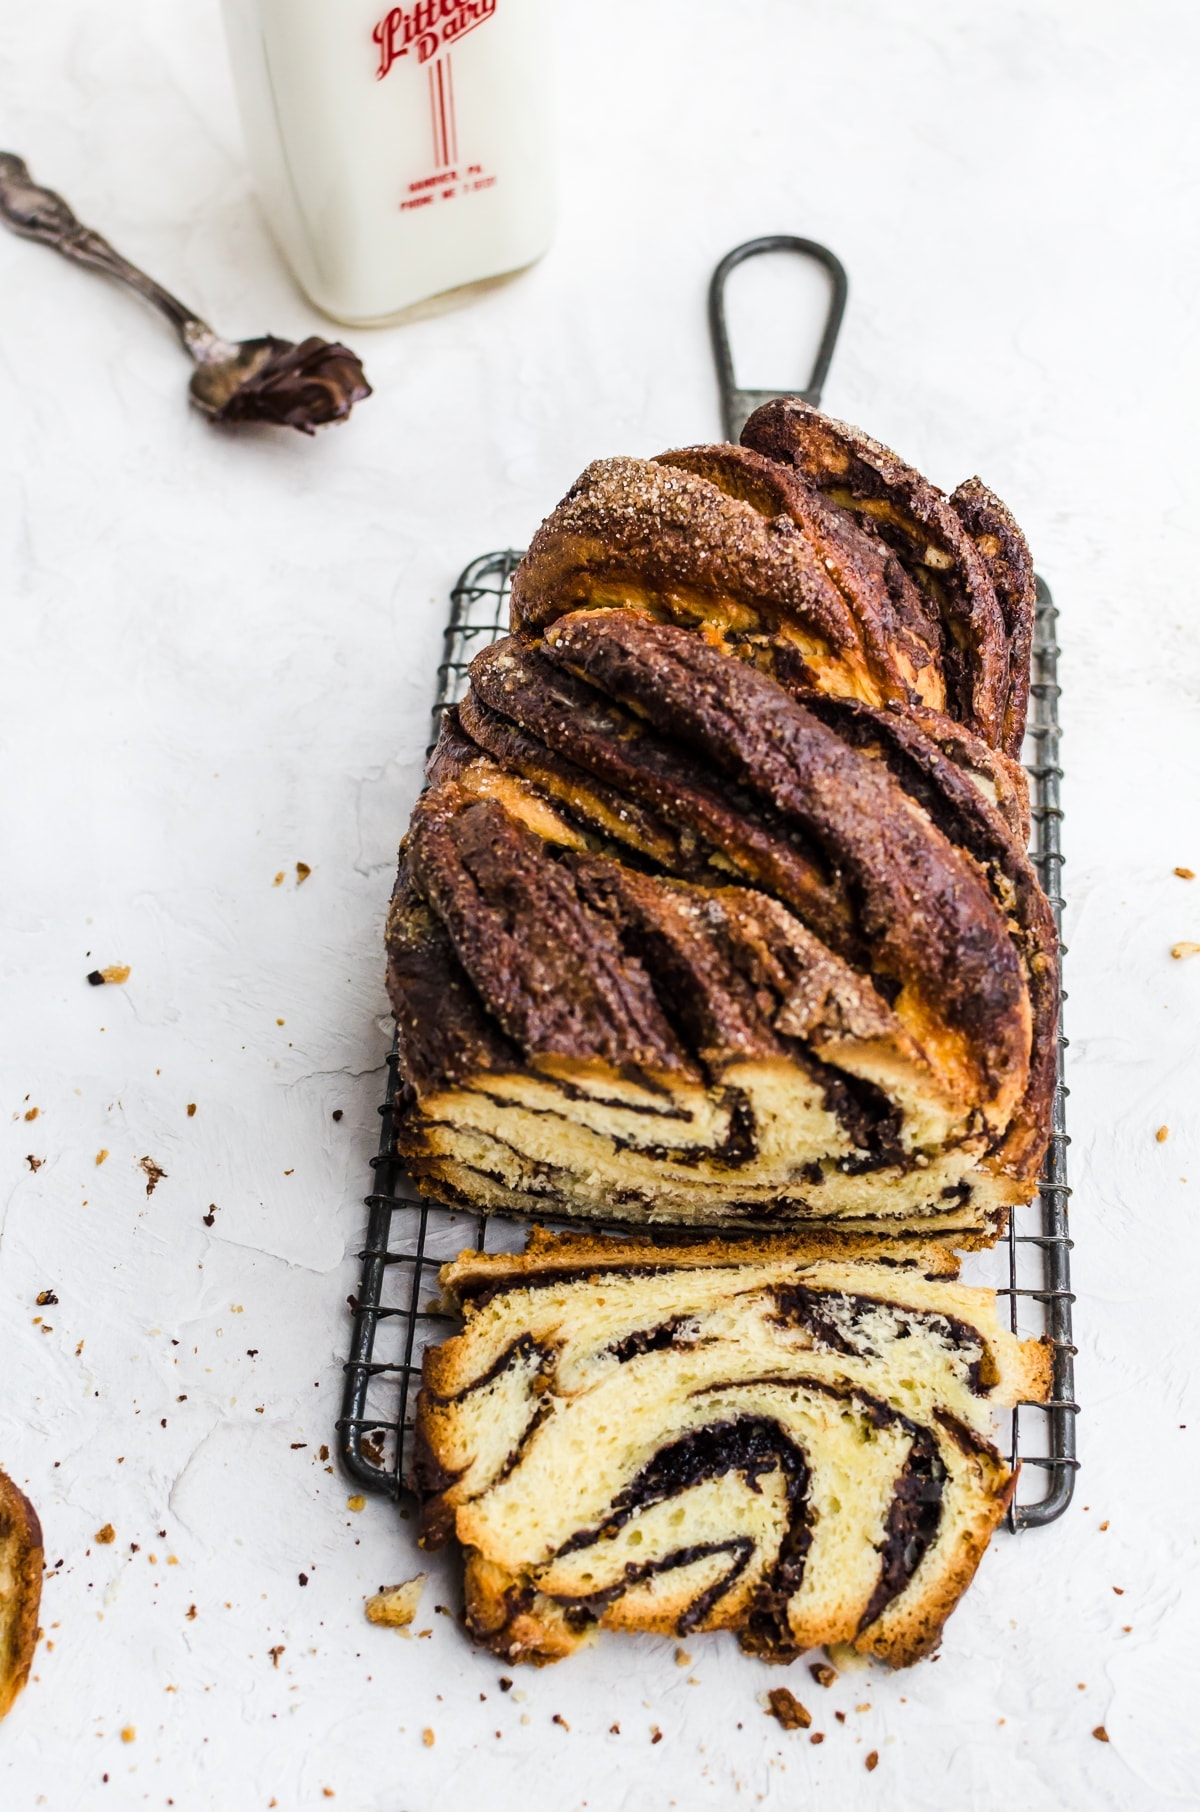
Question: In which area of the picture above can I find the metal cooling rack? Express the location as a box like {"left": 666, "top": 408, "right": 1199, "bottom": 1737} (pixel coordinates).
{"left": 336, "top": 555, "right": 1078, "bottom": 1531}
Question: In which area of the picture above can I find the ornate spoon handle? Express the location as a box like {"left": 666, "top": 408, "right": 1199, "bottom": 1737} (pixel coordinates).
{"left": 0, "top": 152, "right": 224, "bottom": 359}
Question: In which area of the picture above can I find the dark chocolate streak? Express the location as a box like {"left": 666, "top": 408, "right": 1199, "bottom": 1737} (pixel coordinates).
{"left": 554, "top": 1417, "right": 812, "bottom": 1640}
{"left": 555, "top": 1539, "right": 755, "bottom": 1636}
{"left": 772, "top": 1285, "right": 996, "bottom": 1394}
{"left": 607, "top": 1316, "right": 701, "bottom": 1364}
{"left": 856, "top": 1426, "right": 946, "bottom": 1634}
{"left": 427, "top": 1334, "right": 548, "bottom": 1404}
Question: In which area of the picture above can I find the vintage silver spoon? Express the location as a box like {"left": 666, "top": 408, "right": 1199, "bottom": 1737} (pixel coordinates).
{"left": 0, "top": 152, "right": 371, "bottom": 432}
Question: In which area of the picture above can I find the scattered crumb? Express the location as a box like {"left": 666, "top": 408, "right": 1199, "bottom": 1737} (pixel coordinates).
{"left": 553, "top": 1714, "right": 570, "bottom": 1731}
{"left": 650, "top": 1726, "right": 662, "bottom": 1744}
{"left": 268, "top": 1646, "right": 285, "bottom": 1668}
{"left": 1113, "top": 1587, "right": 1124, "bottom": 1596}
{"left": 88, "top": 965, "right": 130, "bottom": 986}
{"left": 203, "top": 1205, "right": 218, "bottom": 1227}
{"left": 276, "top": 1018, "right": 285, "bottom": 1027}
{"left": 186, "top": 1605, "right": 197, "bottom": 1620}
{"left": 187, "top": 1104, "right": 197, "bottom": 1118}
{"left": 25, "top": 1155, "right": 43, "bottom": 1172}
{"left": 609, "top": 1723, "right": 620, "bottom": 1735}
{"left": 95, "top": 1525, "right": 115, "bottom": 1545}
{"left": 1093, "top": 1726, "right": 1109, "bottom": 1742}
{"left": 96, "top": 1149, "right": 109, "bottom": 1166}
{"left": 36, "top": 1290, "right": 58, "bottom": 1307}
{"left": 365, "top": 1576, "right": 426, "bottom": 1629}
{"left": 866, "top": 1751, "right": 879, "bottom": 1771}
{"left": 856, "top": 1703, "right": 872, "bottom": 1713}
{"left": 766, "top": 1688, "right": 811, "bottom": 1731}
{"left": 1175, "top": 867, "right": 1195, "bottom": 880}
{"left": 1171, "top": 941, "right": 1200, "bottom": 959}
{"left": 675, "top": 1648, "right": 692, "bottom": 1667}
{"left": 1156, "top": 1126, "right": 1169, "bottom": 1142}
{"left": 499, "top": 1678, "right": 513, "bottom": 1693}
{"left": 1099, "top": 1520, "right": 1109, "bottom": 1531}
{"left": 120, "top": 1728, "right": 135, "bottom": 1744}
{"left": 809, "top": 1662, "right": 838, "bottom": 1689}
{"left": 24, "top": 1106, "right": 39, "bottom": 1122}
{"left": 137, "top": 1156, "right": 167, "bottom": 1196}
{"left": 422, "top": 1728, "right": 435, "bottom": 1747}
{"left": 332, "top": 1110, "right": 344, "bottom": 1122}
{"left": 322, "top": 1792, "right": 335, "bottom": 1801}
{"left": 296, "top": 862, "right": 312, "bottom": 884}
{"left": 273, "top": 872, "right": 285, "bottom": 887}
{"left": 810, "top": 1732, "right": 824, "bottom": 1745}
{"left": 835, "top": 1711, "right": 846, "bottom": 1724}
{"left": 347, "top": 1496, "right": 366, "bottom": 1513}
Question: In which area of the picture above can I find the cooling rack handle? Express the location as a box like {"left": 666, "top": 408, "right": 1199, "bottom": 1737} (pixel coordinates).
{"left": 708, "top": 235, "right": 849, "bottom": 443}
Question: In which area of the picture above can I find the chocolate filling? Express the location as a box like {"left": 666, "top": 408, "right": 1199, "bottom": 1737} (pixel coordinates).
{"left": 554, "top": 1416, "right": 811, "bottom": 1640}
{"left": 856, "top": 1427, "right": 946, "bottom": 1634}
{"left": 607, "top": 1316, "right": 701, "bottom": 1364}
{"left": 772, "top": 1285, "right": 996, "bottom": 1392}
{"left": 554, "top": 1537, "right": 755, "bottom": 1635}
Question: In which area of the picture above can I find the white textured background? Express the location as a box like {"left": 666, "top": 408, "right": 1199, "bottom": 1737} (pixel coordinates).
{"left": 2, "top": 2, "right": 1199, "bottom": 1808}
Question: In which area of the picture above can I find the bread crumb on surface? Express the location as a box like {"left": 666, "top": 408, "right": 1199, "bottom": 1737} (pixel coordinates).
{"left": 553, "top": 1713, "right": 570, "bottom": 1731}
{"left": 810, "top": 1662, "right": 838, "bottom": 1688}
{"left": 1156, "top": 1126, "right": 1169, "bottom": 1142}
{"left": 95, "top": 1525, "right": 115, "bottom": 1545}
{"left": 1093, "top": 1726, "right": 1109, "bottom": 1742}
{"left": 346, "top": 1496, "right": 366, "bottom": 1512}
{"left": 674, "top": 1648, "right": 692, "bottom": 1667}
{"left": 137, "top": 1156, "right": 166, "bottom": 1196}
{"left": 1174, "top": 866, "right": 1195, "bottom": 880}
{"left": 650, "top": 1726, "right": 662, "bottom": 1744}
{"left": 95, "top": 1149, "right": 109, "bottom": 1165}
{"left": 422, "top": 1728, "right": 435, "bottom": 1746}
{"left": 24, "top": 1107, "right": 38, "bottom": 1122}
{"left": 1171, "top": 941, "right": 1200, "bottom": 959}
{"left": 866, "top": 1750, "right": 879, "bottom": 1771}
{"left": 120, "top": 1727, "right": 135, "bottom": 1744}
{"left": 87, "top": 965, "right": 131, "bottom": 986}
{"left": 273, "top": 872, "right": 285, "bottom": 886}
{"left": 766, "top": 1688, "right": 811, "bottom": 1731}
{"left": 296, "top": 862, "right": 312, "bottom": 884}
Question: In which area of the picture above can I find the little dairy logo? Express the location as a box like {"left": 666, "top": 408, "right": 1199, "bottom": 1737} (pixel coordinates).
{"left": 373, "top": 0, "right": 497, "bottom": 79}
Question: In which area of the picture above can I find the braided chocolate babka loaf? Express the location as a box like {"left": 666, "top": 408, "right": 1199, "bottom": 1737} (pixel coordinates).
{"left": 415, "top": 1231, "right": 1050, "bottom": 1668}
{"left": 510, "top": 400, "right": 1035, "bottom": 756}
{"left": 386, "top": 607, "right": 1057, "bottom": 1237}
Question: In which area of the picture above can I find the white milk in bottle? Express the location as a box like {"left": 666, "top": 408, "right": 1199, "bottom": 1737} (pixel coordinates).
{"left": 220, "top": 0, "right": 554, "bottom": 324}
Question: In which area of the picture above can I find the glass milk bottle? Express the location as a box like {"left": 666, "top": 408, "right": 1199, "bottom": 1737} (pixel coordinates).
{"left": 220, "top": 0, "right": 554, "bottom": 324}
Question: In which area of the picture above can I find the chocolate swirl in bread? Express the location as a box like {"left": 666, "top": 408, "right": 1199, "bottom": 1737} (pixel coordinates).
{"left": 509, "top": 405, "right": 1034, "bottom": 755}
{"left": 386, "top": 611, "right": 1057, "bottom": 1237}
{"left": 414, "top": 1231, "right": 1051, "bottom": 1668}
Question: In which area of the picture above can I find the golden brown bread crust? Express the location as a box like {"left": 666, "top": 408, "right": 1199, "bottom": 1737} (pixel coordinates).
{"left": 386, "top": 612, "right": 1057, "bottom": 1229}
{"left": 739, "top": 399, "right": 1010, "bottom": 747}
{"left": 0, "top": 1468, "right": 42, "bottom": 1721}
{"left": 950, "top": 476, "right": 1037, "bottom": 756}
{"left": 507, "top": 410, "right": 1035, "bottom": 759}
{"left": 435, "top": 1224, "right": 963, "bottom": 1312}
{"left": 543, "top": 611, "right": 1031, "bottom": 1118}
{"left": 509, "top": 454, "right": 923, "bottom": 712}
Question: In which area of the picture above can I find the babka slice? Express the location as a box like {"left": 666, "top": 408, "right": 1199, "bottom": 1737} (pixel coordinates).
{"left": 415, "top": 1230, "right": 1051, "bottom": 1668}
{"left": 386, "top": 611, "right": 1058, "bottom": 1236}
{"left": 507, "top": 409, "right": 1034, "bottom": 754}
{"left": 0, "top": 1467, "right": 41, "bottom": 1720}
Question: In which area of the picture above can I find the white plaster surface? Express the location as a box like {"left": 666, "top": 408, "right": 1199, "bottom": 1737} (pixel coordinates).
{"left": 2, "top": 2, "right": 1199, "bottom": 1807}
